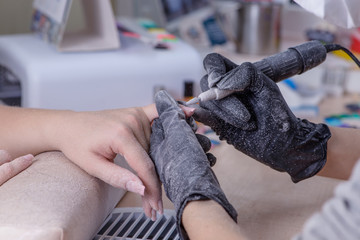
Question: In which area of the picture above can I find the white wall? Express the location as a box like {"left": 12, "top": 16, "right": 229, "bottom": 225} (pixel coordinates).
{"left": 0, "top": 0, "right": 33, "bottom": 35}
{"left": 0, "top": 0, "right": 116, "bottom": 35}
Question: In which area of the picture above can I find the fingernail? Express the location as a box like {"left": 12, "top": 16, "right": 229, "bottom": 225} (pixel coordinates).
{"left": 151, "top": 209, "right": 157, "bottom": 221}
{"left": 126, "top": 181, "right": 145, "bottom": 196}
{"left": 158, "top": 200, "right": 163, "bottom": 215}
{"left": 184, "top": 106, "right": 196, "bottom": 113}
{"left": 22, "top": 154, "right": 34, "bottom": 161}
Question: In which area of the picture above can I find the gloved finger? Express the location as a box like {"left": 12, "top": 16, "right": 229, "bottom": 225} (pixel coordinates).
{"left": 206, "top": 152, "right": 217, "bottom": 167}
{"left": 154, "top": 91, "right": 208, "bottom": 165}
{"left": 155, "top": 91, "right": 197, "bottom": 138}
{"left": 189, "top": 98, "right": 242, "bottom": 132}
{"left": 199, "top": 77, "right": 254, "bottom": 129}
{"left": 199, "top": 74, "right": 210, "bottom": 92}
{"left": 271, "top": 98, "right": 292, "bottom": 132}
{"left": 186, "top": 116, "right": 198, "bottom": 132}
{"left": 191, "top": 104, "right": 215, "bottom": 127}
{"left": 203, "top": 53, "right": 238, "bottom": 88}
{"left": 195, "top": 134, "right": 212, "bottom": 153}
{"left": 206, "top": 97, "right": 254, "bottom": 129}
{"left": 215, "top": 62, "right": 255, "bottom": 91}
{"left": 155, "top": 90, "right": 183, "bottom": 118}
{"left": 0, "top": 154, "right": 34, "bottom": 186}
{"left": 200, "top": 76, "right": 249, "bottom": 121}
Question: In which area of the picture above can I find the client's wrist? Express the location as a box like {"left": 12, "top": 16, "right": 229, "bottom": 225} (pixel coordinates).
{"left": 182, "top": 200, "right": 244, "bottom": 240}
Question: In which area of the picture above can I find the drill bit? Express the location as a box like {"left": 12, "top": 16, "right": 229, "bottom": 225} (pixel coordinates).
{"left": 185, "top": 88, "right": 236, "bottom": 106}
{"left": 185, "top": 97, "right": 200, "bottom": 105}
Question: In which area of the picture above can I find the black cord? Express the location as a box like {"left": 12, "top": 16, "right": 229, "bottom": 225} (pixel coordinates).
{"left": 324, "top": 43, "right": 360, "bottom": 68}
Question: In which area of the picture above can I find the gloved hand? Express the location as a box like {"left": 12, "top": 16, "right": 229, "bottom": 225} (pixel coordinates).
{"left": 193, "top": 53, "right": 332, "bottom": 183}
{"left": 150, "top": 90, "right": 237, "bottom": 240}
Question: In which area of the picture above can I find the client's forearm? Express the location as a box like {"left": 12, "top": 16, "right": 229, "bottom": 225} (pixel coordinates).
{"left": 318, "top": 127, "right": 360, "bottom": 180}
{"left": 182, "top": 200, "right": 247, "bottom": 240}
{"left": 0, "top": 105, "right": 71, "bottom": 157}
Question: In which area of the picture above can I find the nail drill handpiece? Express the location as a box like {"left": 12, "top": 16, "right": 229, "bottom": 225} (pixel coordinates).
{"left": 187, "top": 40, "right": 328, "bottom": 105}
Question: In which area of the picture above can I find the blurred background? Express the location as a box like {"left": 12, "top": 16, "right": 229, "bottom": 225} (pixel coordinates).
{"left": 0, "top": 0, "right": 84, "bottom": 35}
{"left": 1, "top": 0, "right": 360, "bottom": 128}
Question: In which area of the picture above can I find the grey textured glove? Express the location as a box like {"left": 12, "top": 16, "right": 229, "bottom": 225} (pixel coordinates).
{"left": 150, "top": 90, "right": 237, "bottom": 240}
{"left": 193, "top": 53, "right": 331, "bottom": 183}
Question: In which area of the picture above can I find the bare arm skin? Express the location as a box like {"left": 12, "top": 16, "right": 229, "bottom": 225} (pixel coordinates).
{"left": 318, "top": 126, "right": 360, "bottom": 180}
{"left": 182, "top": 200, "right": 247, "bottom": 240}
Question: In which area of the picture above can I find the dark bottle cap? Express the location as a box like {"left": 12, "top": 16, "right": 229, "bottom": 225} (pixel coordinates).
{"left": 184, "top": 80, "right": 194, "bottom": 98}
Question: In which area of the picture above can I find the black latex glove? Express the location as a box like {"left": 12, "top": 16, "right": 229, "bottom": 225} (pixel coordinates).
{"left": 150, "top": 90, "right": 237, "bottom": 240}
{"left": 193, "top": 53, "right": 332, "bottom": 183}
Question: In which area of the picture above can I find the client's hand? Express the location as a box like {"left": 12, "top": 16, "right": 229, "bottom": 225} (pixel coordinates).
{"left": 193, "top": 53, "right": 332, "bottom": 183}
{"left": 0, "top": 104, "right": 194, "bottom": 220}
{"left": 0, "top": 150, "right": 33, "bottom": 186}
{"left": 55, "top": 104, "right": 194, "bottom": 221}
{"left": 150, "top": 90, "right": 237, "bottom": 239}
{"left": 54, "top": 105, "right": 162, "bottom": 220}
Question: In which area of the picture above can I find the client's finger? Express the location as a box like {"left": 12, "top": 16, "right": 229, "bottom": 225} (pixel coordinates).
{"left": 0, "top": 150, "right": 11, "bottom": 165}
{"left": 0, "top": 154, "right": 34, "bottom": 186}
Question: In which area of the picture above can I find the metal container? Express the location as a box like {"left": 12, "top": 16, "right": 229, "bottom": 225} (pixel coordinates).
{"left": 236, "top": 2, "right": 282, "bottom": 55}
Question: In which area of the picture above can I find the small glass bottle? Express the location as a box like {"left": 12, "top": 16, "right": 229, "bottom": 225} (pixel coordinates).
{"left": 183, "top": 80, "right": 194, "bottom": 102}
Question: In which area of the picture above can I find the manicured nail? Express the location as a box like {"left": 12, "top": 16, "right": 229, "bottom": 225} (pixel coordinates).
{"left": 22, "top": 154, "right": 34, "bottom": 162}
{"left": 158, "top": 200, "right": 163, "bottom": 215}
{"left": 184, "top": 106, "right": 196, "bottom": 113}
{"left": 151, "top": 209, "right": 157, "bottom": 221}
{"left": 126, "top": 181, "right": 145, "bottom": 196}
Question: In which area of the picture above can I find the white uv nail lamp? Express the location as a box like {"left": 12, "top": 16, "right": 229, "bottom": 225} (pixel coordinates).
{"left": 0, "top": 34, "right": 203, "bottom": 110}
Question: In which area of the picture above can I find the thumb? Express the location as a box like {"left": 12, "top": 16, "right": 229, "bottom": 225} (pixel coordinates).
{"left": 0, "top": 150, "right": 11, "bottom": 165}
{"left": 203, "top": 53, "right": 238, "bottom": 88}
{"left": 142, "top": 104, "right": 158, "bottom": 123}
{"left": 215, "top": 63, "right": 254, "bottom": 91}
